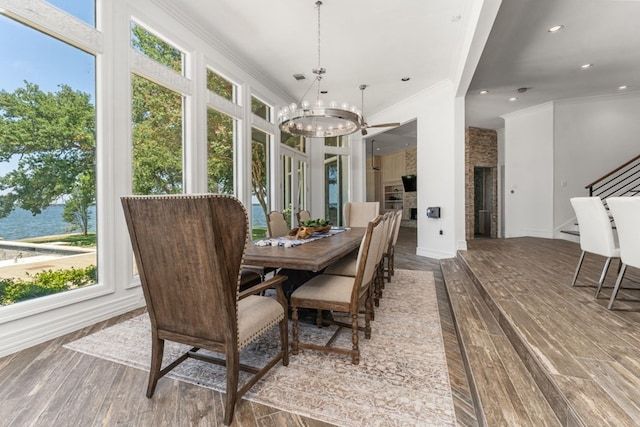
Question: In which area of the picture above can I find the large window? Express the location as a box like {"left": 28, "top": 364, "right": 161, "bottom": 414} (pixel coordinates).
{"left": 0, "top": 12, "right": 97, "bottom": 306}
{"left": 251, "top": 96, "right": 271, "bottom": 122}
{"left": 207, "top": 108, "right": 235, "bottom": 194}
{"left": 281, "top": 130, "right": 306, "bottom": 153}
{"left": 325, "top": 154, "right": 349, "bottom": 226}
{"left": 251, "top": 128, "right": 270, "bottom": 238}
{"left": 131, "top": 75, "right": 183, "bottom": 194}
{"left": 207, "top": 69, "right": 237, "bottom": 103}
{"left": 131, "top": 22, "right": 184, "bottom": 74}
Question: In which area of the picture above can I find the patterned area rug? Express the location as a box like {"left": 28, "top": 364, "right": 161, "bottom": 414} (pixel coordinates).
{"left": 65, "top": 269, "right": 456, "bottom": 426}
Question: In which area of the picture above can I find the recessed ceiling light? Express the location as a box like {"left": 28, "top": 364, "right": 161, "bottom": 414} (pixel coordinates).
{"left": 618, "top": 85, "right": 629, "bottom": 90}
{"left": 480, "top": 90, "right": 489, "bottom": 95}
{"left": 548, "top": 25, "right": 564, "bottom": 33}
{"left": 401, "top": 77, "right": 411, "bottom": 82}
{"left": 509, "top": 97, "right": 517, "bottom": 102}
{"left": 580, "top": 63, "right": 593, "bottom": 69}
{"left": 293, "top": 74, "right": 306, "bottom": 81}
{"left": 320, "top": 90, "right": 328, "bottom": 94}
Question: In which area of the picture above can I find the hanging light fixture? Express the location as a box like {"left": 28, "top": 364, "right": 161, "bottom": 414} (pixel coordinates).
{"left": 277, "top": 1, "right": 362, "bottom": 138}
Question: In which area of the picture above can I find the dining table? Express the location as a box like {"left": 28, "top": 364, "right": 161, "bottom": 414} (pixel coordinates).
{"left": 244, "top": 227, "right": 366, "bottom": 272}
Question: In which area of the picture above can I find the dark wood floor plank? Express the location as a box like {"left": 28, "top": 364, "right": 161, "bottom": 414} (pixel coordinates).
{"left": 443, "top": 255, "right": 561, "bottom": 427}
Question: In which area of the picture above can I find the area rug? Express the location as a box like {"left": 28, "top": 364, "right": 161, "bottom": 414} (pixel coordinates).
{"left": 64, "top": 269, "right": 456, "bottom": 426}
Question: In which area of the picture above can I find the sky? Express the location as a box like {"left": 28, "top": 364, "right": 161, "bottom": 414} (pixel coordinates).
{"left": 0, "top": 1, "right": 95, "bottom": 176}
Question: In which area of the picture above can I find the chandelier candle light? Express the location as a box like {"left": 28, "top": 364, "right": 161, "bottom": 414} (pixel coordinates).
{"left": 277, "top": 1, "right": 363, "bottom": 138}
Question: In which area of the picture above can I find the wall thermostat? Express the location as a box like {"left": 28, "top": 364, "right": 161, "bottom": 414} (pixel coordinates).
{"left": 427, "top": 207, "right": 441, "bottom": 218}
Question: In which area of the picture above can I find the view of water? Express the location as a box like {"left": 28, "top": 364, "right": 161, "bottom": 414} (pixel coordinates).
{"left": 0, "top": 205, "right": 96, "bottom": 241}
{"left": 0, "top": 204, "right": 266, "bottom": 241}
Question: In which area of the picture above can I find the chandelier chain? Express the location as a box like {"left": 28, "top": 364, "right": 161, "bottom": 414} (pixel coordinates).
{"left": 315, "top": 1, "right": 323, "bottom": 102}
{"left": 316, "top": 1, "right": 322, "bottom": 71}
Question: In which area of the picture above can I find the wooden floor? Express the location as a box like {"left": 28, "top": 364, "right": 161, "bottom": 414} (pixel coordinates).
{"left": 449, "top": 236, "right": 640, "bottom": 427}
{"left": 9, "top": 232, "right": 636, "bottom": 426}
{"left": 0, "top": 227, "right": 478, "bottom": 427}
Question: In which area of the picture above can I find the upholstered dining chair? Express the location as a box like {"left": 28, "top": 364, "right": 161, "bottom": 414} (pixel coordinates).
{"left": 604, "top": 197, "right": 640, "bottom": 310}
{"left": 343, "top": 201, "right": 380, "bottom": 228}
{"left": 290, "top": 215, "right": 384, "bottom": 364}
{"left": 383, "top": 209, "right": 403, "bottom": 283}
{"left": 121, "top": 194, "right": 289, "bottom": 426}
{"left": 324, "top": 212, "right": 391, "bottom": 309}
{"left": 296, "top": 209, "right": 312, "bottom": 225}
{"left": 267, "top": 210, "right": 290, "bottom": 237}
{"left": 569, "top": 197, "right": 620, "bottom": 297}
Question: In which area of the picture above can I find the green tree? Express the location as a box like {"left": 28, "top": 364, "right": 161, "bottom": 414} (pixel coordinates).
{"left": 0, "top": 82, "right": 95, "bottom": 218}
{"left": 62, "top": 172, "right": 95, "bottom": 235}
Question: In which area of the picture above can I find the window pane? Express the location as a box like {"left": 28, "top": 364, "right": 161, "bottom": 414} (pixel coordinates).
{"left": 325, "top": 154, "right": 349, "bottom": 226}
{"left": 251, "top": 128, "right": 270, "bottom": 238}
{"left": 325, "top": 135, "right": 349, "bottom": 148}
{"left": 251, "top": 96, "right": 271, "bottom": 121}
{"left": 282, "top": 155, "right": 293, "bottom": 226}
{"left": 131, "top": 75, "right": 183, "bottom": 195}
{"left": 207, "top": 69, "right": 236, "bottom": 103}
{"left": 297, "top": 160, "right": 307, "bottom": 214}
{"left": 131, "top": 22, "right": 183, "bottom": 74}
{"left": 0, "top": 15, "right": 97, "bottom": 306}
{"left": 207, "top": 108, "right": 235, "bottom": 194}
{"left": 45, "top": 0, "right": 95, "bottom": 27}
{"left": 281, "top": 130, "right": 306, "bottom": 153}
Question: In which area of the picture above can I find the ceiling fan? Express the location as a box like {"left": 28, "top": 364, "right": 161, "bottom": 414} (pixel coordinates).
{"left": 359, "top": 84, "right": 401, "bottom": 136}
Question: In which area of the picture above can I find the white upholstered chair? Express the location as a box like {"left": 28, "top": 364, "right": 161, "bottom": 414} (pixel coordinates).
{"left": 267, "top": 210, "right": 290, "bottom": 237}
{"left": 343, "top": 202, "right": 380, "bottom": 228}
{"left": 569, "top": 197, "right": 620, "bottom": 297}
{"left": 296, "top": 210, "right": 312, "bottom": 225}
{"left": 604, "top": 197, "right": 640, "bottom": 309}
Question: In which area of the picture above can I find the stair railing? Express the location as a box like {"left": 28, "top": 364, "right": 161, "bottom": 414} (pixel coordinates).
{"left": 585, "top": 154, "right": 640, "bottom": 200}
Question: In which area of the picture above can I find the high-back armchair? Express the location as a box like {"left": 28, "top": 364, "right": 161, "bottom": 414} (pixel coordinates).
{"left": 343, "top": 202, "right": 380, "bottom": 228}
{"left": 121, "top": 194, "right": 288, "bottom": 426}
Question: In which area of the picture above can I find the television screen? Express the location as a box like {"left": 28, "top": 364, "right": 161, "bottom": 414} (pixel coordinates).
{"left": 402, "top": 175, "right": 417, "bottom": 192}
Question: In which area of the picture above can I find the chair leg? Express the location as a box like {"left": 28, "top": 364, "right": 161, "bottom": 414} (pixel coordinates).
{"left": 571, "top": 251, "right": 586, "bottom": 287}
{"left": 223, "top": 351, "right": 240, "bottom": 426}
{"left": 390, "top": 248, "right": 395, "bottom": 276}
{"left": 279, "top": 316, "right": 289, "bottom": 366}
{"left": 608, "top": 263, "right": 627, "bottom": 310}
{"left": 146, "top": 336, "right": 164, "bottom": 398}
{"left": 291, "top": 307, "right": 299, "bottom": 355}
{"left": 364, "top": 294, "right": 372, "bottom": 339}
{"left": 351, "top": 313, "right": 360, "bottom": 365}
{"left": 595, "top": 257, "right": 614, "bottom": 298}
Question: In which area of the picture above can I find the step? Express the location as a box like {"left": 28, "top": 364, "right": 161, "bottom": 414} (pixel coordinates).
{"left": 440, "top": 258, "right": 560, "bottom": 427}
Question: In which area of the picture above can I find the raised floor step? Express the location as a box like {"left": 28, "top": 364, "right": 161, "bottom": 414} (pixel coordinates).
{"left": 440, "top": 258, "right": 560, "bottom": 427}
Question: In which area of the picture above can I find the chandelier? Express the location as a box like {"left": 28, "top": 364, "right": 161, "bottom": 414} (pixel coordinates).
{"left": 277, "top": 1, "right": 362, "bottom": 138}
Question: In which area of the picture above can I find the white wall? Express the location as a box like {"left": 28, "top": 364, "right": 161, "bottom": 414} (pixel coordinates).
{"left": 367, "top": 81, "right": 463, "bottom": 259}
{"left": 502, "top": 103, "right": 555, "bottom": 238}
{"left": 553, "top": 92, "right": 640, "bottom": 235}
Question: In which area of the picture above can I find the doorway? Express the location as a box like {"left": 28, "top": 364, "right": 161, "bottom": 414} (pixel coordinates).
{"left": 474, "top": 167, "right": 494, "bottom": 237}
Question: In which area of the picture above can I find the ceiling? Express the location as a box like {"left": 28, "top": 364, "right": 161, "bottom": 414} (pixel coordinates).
{"left": 157, "top": 0, "right": 640, "bottom": 155}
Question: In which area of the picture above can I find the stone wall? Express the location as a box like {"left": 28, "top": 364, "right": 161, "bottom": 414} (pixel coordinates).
{"left": 465, "top": 127, "right": 498, "bottom": 240}
{"left": 404, "top": 147, "right": 417, "bottom": 222}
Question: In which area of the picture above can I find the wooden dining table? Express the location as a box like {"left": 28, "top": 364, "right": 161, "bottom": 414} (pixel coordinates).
{"left": 244, "top": 227, "right": 366, "bottom": 272}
